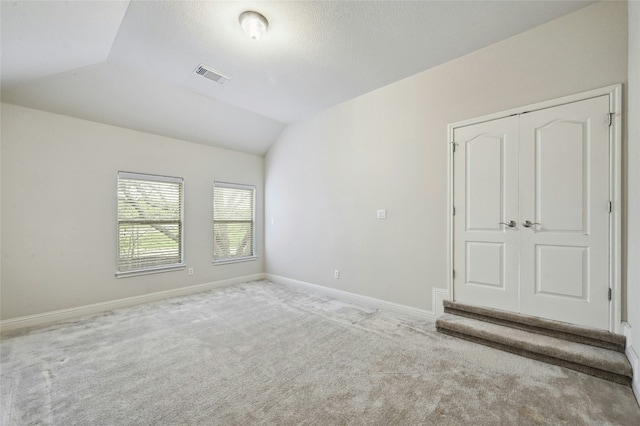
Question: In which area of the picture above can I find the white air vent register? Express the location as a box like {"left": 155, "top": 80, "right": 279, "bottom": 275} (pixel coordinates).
{"left": 194, "top": 64, "right": 230, "bottom": 85}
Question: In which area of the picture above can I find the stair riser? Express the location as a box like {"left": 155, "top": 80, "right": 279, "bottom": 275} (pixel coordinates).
{"left": 436, "top": 325, "right": 632, "bottom": 387}
{"left": 436, "top": 318, "right": 632, "bottom": 377}
{"left": 444, "top": 306, "right": 625, "bottom": 353}
{"left": 443, "top": 300, "right": 626, "bottom": 352}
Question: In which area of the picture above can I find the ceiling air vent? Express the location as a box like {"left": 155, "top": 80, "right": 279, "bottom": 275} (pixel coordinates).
{"left": 194, "top": 64, "right": 231, "bottom": 85}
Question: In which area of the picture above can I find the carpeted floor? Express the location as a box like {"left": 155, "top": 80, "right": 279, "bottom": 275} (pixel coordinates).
{"left": 1, "top": 280, "right": 639, "bottom": 425}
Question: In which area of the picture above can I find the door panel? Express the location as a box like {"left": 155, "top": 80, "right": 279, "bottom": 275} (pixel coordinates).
{"left": 466, "top": 136, "right": 504, "bottom": 231}
{"left": 536, "top": 121, "right": 587, "bottom": 232}
{"left": 519, "top": 95, "right": 610, "bottom": 329}
{"left": 466, "top": 241, "right": 504, "bottom": 288}
{"left": 453, "top": 116, "right": 519, "bottom": 311}
{"left": 535, "top": 245, "right": 588, "bottom": 299}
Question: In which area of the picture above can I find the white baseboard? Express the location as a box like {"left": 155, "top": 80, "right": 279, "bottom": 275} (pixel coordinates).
{"left": 623, "top": 322, "right": 640, "bottom": 406}
{"left": 0, "top": 273, "right": 266, "bottom": 333}
{"left": 266, "top": 273, "right": 448, "bottom": 322}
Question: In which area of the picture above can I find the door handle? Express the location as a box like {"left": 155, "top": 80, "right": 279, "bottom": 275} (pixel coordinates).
{"left": 499, "top": 220, "right": 516, "bottom": 228}
{"left": 522, "top": 220, "right": 541, "bottom": 228}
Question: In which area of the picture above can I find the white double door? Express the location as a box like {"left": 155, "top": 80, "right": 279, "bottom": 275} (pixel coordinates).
{"left": 453, "top": 95, "right": 611, "bottom": 330}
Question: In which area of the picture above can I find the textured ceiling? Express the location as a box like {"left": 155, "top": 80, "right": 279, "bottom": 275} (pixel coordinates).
{"left": 1, "top": 1, "right": 595, "bottom": 155}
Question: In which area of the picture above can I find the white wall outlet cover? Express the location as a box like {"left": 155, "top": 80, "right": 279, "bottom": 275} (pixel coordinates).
{"left": 377, "top": 209, "right": 386, "bottom": 219}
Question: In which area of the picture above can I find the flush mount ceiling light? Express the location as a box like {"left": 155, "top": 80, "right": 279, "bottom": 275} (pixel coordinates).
{"left": 239, "top": 11, "right": 268, "bottom": 40}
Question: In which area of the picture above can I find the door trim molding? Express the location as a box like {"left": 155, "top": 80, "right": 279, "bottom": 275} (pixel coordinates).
{"left": 446, "top": 84, "right": 622, "bottom": 333}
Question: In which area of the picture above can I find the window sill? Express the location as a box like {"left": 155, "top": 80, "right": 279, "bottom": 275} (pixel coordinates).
{"left": 213, "top": 256, "right": 257, "bottom": 266}
{"left": 116, "top": 264, "right": 186, "bottom": 278}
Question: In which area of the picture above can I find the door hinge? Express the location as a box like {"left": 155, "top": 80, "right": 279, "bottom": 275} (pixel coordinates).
{"left": 453, "top": 269, "right": 456, "bottom": 279}
{"left": 450, "top": 142, "right": 458, "bottom": 152}
{"left": 452, "top": 206, "right": 456, "bottom": 216}
{"left": 608, "top": 113, "right": 614, "bottom": 126}
{"left": 608, "top": 201, "right": 612, "bottom": 213}
{"left": 608, "top": 288, "right": 612, "bottom": 301}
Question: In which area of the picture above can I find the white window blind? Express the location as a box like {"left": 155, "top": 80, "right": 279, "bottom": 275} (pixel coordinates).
{"left": 117, "top": 172, "right": 184, "bottom": 276}
{"left": 213, "top": 182, "right": 256, "bottom": 263}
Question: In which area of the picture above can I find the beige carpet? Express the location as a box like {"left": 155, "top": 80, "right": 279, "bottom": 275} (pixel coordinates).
{"left": 1, "top": 280, "right": 639, "bottom": 425}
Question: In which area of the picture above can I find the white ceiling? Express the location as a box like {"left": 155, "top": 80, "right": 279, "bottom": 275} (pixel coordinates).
{"left": 1, "top": 1, "right": 595, "bottom": 155}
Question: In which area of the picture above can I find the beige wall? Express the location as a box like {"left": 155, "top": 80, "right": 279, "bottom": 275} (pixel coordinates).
{"left": 264, "top": 2, "right": 628, "bottom": 311}
{"left": 626, "top": 0, "right": 640, "bottom": 391}
{"left": 1, "top": 104, "right": 264, "bottom": 320}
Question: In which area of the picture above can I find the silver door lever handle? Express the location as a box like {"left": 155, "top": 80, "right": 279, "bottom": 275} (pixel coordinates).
{"left": 522, "top": 220, "right": 540, "bottom": 228}
{"left": 499, "top": 220, "right": 516, "bottom": 228}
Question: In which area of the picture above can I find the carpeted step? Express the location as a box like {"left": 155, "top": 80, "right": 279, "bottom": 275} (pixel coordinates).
{"left": 443, "top": 300, "right": 625, "bottom": 353}
{"left": 436, "top": 313, "right": 632, "bottom": 386}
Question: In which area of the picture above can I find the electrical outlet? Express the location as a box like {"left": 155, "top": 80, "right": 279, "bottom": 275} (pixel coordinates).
{"left": 377, "top": 209, "right": 386, "bottom": 219}
{"left": 334, "top": 269, "right": 340, "bottom": 279}
{"left": 188, "top": 268, "right": 194, "bottom": 276}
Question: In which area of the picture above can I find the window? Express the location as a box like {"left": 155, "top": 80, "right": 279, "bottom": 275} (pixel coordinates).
{"left": 213, "top": 182, "right": 256, "bottom": 263}
{"left": 117, "top": 172, "right": 184, "bottom": 276}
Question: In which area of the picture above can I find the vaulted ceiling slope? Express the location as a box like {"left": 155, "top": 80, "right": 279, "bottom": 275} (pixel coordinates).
{"left": 1, "top": 1, "right": 595, "bottom": 156}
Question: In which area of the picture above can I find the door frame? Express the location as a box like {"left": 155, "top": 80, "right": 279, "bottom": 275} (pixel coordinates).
{"left": 446, "top": 84, "right": 622, "bottom": 333}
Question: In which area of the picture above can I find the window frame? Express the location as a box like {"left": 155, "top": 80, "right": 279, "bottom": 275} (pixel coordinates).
{"left": 116, "top": 171, "right": 185, "bottom": 278}
{"left": 213, "top": 181, "right": 257, "bottom": 265}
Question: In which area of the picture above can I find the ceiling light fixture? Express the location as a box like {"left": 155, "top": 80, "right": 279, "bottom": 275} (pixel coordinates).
{"left": 239, "top": 11, "right": 268, "bottom": 41}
